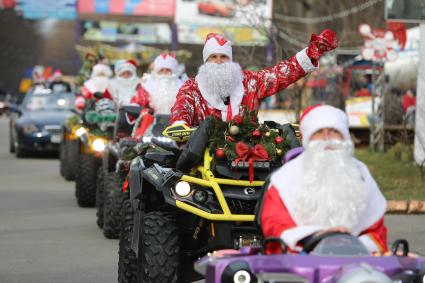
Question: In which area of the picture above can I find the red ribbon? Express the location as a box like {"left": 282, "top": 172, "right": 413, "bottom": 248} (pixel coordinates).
{"left": 234, "top": 142, "right": 269, "bottom": 182}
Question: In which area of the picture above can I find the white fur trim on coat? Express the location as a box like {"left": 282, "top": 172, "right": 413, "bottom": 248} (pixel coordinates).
{"left": 270, "top": 153, "right": 387, "bottom": 247}
{"left": 296, "top": 48, "right": 319, "bottom": 73}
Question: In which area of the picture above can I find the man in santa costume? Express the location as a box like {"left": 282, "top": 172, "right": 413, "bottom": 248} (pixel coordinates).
{"left": 169, "top": 30, "right": 338, "bottom": 126}
{"left": 75, "top": 63, "right": 113, "bottom": 110}
{"left": 131, "top": 53, "right": 183, "bottom": 114}
{"left": 260, "top": 105, "right": 388, "bottom": 254}
{"left": 108, "top": 60, "right": 144, "bottom": 108}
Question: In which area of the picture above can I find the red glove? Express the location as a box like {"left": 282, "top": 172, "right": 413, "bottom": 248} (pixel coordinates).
{"left": 306, "top": 29, "right": 338, "bottom": 64}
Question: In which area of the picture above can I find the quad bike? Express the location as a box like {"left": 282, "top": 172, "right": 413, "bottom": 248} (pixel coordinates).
{"left": 60, "top": 114, "right": 85, "bottom": 181}
{"left": 195, "top": 232, "right": 423, "bottom": 283}
{"left": 117, "top": 113, "right": 301, "bottom": 283}
{"left": 97, "top": 105, "right": 154, "bottom": 236}
{"left": 74, "top": 96, "right": 116, "bottom": 208}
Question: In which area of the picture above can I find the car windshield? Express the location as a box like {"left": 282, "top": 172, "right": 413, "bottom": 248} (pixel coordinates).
{"left": 22, "top": 92, "right": 75, "bottom": 111}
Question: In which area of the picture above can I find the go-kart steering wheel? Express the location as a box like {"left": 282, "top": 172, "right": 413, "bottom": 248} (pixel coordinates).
{"left": 302, "top": 231, "right": 350, "bottom": 253}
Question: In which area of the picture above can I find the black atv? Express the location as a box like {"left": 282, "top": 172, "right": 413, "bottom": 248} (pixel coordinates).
{"left": 74, "top": 95, "right": 116, "bottom": 207}
{"left": 117, "top": 115, "right": 301, "bottom": 282}
{"left": 97, "top": 105, "right": 142, "bottom": 234}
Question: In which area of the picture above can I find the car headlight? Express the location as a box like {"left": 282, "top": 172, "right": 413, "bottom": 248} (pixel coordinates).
{"left": 92, "top": 138, "right": 105, "bottom": 152}
{"left": 174, "top": 181, "right": 191, "bottom": 197}
{"left": 21, "top": 124, "right": 39, "bottom": 134}
{"left": 75, "top": 127, "right": 86, "bottom": 137}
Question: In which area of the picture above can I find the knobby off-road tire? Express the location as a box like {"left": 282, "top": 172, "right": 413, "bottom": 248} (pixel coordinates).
{"left": 138, "top": 212, "right": 180, "bottom": 283}
{"left": 59, "top": 141, "right": 67, "bottom": 178}
{"left": 103, "top": 172, "right": 124, "bottom": 239}
{"left": 96, "top": 167, "right": 105, "bottom": 228}
{"left": 75, "top": 153, "right": 98, "bottom": 207}
{"left": 63, "top": 139, "right": 78, "bottom": 181}
{"left": 9, "top": 129, "right": 15, "bottom": 153}
{"left": 118, "top": 197, "right": 137, "bottom": 283}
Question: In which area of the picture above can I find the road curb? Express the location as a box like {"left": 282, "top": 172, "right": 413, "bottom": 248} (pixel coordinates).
{"left": 386, "top": 200, "right": 425, "bottom": 214}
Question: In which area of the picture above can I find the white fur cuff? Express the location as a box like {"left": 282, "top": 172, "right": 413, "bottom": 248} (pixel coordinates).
{"left": 296, "top": 48, "right": 319, "bottom": 73}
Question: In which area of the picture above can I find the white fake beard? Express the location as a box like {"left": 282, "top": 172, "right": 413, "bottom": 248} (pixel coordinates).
{"left": 292, "top": 139, "right": 368, "bottom": 231}
{"left": 148, "top": 74, "right": 180, "bottom": 114}
{"left": 196, "top": 62, "right": 243, "bottom": 101}
{"left": 91, "top": 76, "right": 109, "bottom": 93}
{"left": 111, "top": 76, "right": 138, "bottom": 106}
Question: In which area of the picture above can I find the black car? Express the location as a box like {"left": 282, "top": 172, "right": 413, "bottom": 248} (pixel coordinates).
{"left": 9, "top": 90, "right": 76, "bottom": 157}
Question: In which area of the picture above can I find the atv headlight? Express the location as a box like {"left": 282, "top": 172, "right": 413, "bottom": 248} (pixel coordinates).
{"left": 174, "top": 181, "right": 191, "bottom": 197}
{"left": 142, "top": 136, "right": 152, "bottom": 143}
{"left": 75, "top": 127, "right": 86, "bottom": 137}
{"left": 21, "top": 124, "right": 38, "bottom": 134}
{"left": 92, "top": 138, "right": 105, "bottom": 152}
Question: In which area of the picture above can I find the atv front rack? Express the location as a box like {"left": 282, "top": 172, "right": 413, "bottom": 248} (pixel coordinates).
{"left": 174, "top": 149, "right": 264, "bottom": 222}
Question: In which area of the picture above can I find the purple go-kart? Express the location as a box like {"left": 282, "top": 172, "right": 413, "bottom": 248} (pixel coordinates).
{"left": 195, "top": 232, "right": 425, "bottom": 283}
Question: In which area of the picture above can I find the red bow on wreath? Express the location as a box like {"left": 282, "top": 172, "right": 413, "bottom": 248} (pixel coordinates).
{"left": 234, "top": 142, "right": 270, "bottom": 183}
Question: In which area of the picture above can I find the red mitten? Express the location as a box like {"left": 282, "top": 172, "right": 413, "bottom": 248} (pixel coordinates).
{"left": 306, "top": 29, "right": 338, "bottom": 63}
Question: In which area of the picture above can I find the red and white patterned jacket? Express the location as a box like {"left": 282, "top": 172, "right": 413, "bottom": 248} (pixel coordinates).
{"left": 169, "top": 49, "right": 317, "bottom": 126}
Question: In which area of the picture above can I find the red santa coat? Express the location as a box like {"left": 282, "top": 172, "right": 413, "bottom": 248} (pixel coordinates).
{"left": 170, "top": 48, "right": 317, "bottom": 126}
{"left": 260, "top": 153, "right": 388, "bottom": 254}
{"left": 130, "top": 85, "right": 151, "bottom": 109}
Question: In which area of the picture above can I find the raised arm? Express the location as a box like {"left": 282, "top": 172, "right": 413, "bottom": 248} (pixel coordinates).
{"left": 250, "top": 29, "right": 338, "bottom": 99}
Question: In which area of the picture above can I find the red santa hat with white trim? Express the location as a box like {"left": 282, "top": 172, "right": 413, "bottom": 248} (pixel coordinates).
{"left": 114, "top": 60, "right": 137, "bottom": 76}
{"left": 91, "top": 63, "right": 113, "bottom": 78}
{"left": 202, "top": 33, "right": 233, "bottom": 62}
{"left": 300, "top": 104, "right": 351, "bottom": 147}
{"left": 153, "top": 53, "right": 179, "bottom": 73}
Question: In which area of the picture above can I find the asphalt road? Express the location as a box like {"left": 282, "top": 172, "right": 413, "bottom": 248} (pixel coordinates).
{"left": 0, "top": 116, "right": 116, "bottom": 282}
{"left": 0, "top": 116, "right": 424, "bottom": 283}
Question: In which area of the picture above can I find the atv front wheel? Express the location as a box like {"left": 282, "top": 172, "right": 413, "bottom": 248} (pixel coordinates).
{"left": 96, "top": 167, "right": 105, "bottom": 228}
{"left": 103, "top": 172, "right": 124, "bottom": 239}
{"left": 118, "top": 197, "right": 137, "bottom": 283}
{"left": 137, "top": 212, "right": 180, "bottom": 283}
{"left": 75, "top": 153, "right": 99, "bottom": 207}
{"left": 63, "top": 139, "right": 78, "bottom": 181}
{"left": 59, "top": 141, "right": 67, "bottom": 178}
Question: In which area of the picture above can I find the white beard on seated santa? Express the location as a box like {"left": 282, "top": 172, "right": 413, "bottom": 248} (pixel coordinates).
{"left": 110, "top": 75, "right": 139, "bottom": 106}
{"left": 292, "top": 139, "right": 368, "bottom": 231}
{"left": 147, "top": 73, "right": 182, "bottom": 115}
{"left": 86, "top": 76, "right": 109, "bottom": 94}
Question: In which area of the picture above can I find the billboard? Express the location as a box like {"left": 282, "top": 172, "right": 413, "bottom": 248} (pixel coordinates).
{"left": 178, "top": 24, "right": 268, "bottom": 46}
{"left": 78, "top": 0, "right": 175, "bottom": 17}
{"left": 81, "top": 21, "right": 172, "bottom": 44}
{"left": 176, "top": 0, "right": 272, "bottom": 26}
{"left": 386, "top": 0, "right": 425, "bottom": 22}
{"left": 16, "top": 0, "right": 77, "bottom": 19}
